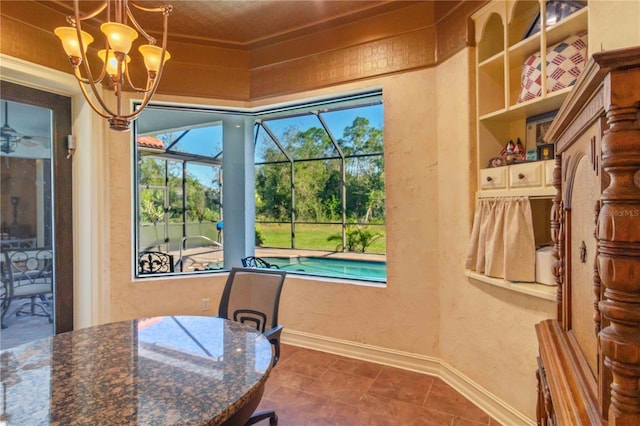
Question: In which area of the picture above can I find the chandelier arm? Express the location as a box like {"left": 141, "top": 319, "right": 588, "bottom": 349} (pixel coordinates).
{"left": 129, "top": 2, "right": 173, "bottom": 14}
{"left": 66, "top": 1, "right": 108, "bottom": 26}
{"left": 73, "top": 68, "right": 96, "bottom": 86}
{"left": 128, "top": 2, "right": 173, "bottom": 43}
{"left": 120, "top": 11, "right": 170, "bottom": 120}
{"left": 118, "top": 91, "right": 153, "bottom": 124}
{"left": 78, "top": 65, "right": 115, "bottom": 116}
{"left": 124, "top": 67, "right": 152, "bottom": 94}
{"left": 73, "top": 45, "right": 108, "bottom": 87}
{"left": 126, "top": 8, "right": 154, "bottom": 44}
{"left": 77, "top": 51, "right": 121, "bottom": 120}
{"left": 72, "top": 2, "right": 109, "bottom": 89}
{"left": 75, "top": 80, "right": 113, "bottom": 120}
{"left": 120, "top": 76, "right": 157, "bottom": 120}
{"left": 124, "top": 84, "right": 156, "bottom": 120}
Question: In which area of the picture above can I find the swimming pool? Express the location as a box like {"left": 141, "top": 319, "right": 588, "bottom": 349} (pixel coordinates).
{"left": 262, "top": 256, "right": 386, "bottom": 281}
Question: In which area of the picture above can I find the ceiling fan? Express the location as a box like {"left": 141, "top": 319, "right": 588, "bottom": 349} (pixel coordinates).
{"left": 1, "top": 101, "right": 50, "bottom": 154}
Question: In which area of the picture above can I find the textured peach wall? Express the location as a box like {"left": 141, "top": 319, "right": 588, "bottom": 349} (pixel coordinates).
{"left": 435, "top": 49, "right": 555, "bottom": 420}
{"left": 107, "top": 68, "right": 442, "bottom": 355}
{"left": 266, "top": 70, "right": 441, "bottom": 354}
{"left": 588, "top": 1, "right": 640, "bottom": 52}
{"left": 105, "top": 53, "right": 555, "bottom": 421}
{"left": 105, "top": 52, "right": 556, "bottom": 421}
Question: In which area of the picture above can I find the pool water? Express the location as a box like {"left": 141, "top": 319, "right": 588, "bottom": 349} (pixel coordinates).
{"left": 263, "top": 256, "right": 386, "bottom": 281}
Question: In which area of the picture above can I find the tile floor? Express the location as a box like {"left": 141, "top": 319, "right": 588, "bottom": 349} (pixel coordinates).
{"left": 256, "top": 344, "right": 502, "bottom": 425}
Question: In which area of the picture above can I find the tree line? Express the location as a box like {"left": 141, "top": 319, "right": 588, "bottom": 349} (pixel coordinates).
{"left": 256, "top": 116, "right": 384, "bottom": 225}
{"left": 138, "top": 115, "right": 384, "bottom": 232}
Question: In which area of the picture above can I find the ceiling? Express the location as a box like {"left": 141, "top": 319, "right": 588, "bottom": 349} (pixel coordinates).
{"left": 45, "top": 1, "right": 421, "bottom": 48}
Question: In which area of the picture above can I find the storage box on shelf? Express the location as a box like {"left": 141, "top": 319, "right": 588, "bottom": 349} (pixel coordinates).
{"left": 468, "top": 0, "right": 588, "bottom": 295}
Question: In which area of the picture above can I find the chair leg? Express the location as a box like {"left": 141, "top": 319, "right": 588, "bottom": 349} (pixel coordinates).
{"left": 244, "top": 410, "right": 277, "bottom": 426}
{"left": 15, "top": 296, "right": 53, "bottom": 323}
{"left": 0, "top": 296, "right": 10, "bottom": 329}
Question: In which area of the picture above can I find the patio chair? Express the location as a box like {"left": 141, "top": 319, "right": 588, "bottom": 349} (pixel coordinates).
{"left": 1, "top": 247, "right": 53, "bottom": 329}
{"left": 241, "top": 256, "right": 280, "bottom": 269}
{"left": 138, "top": 251, "right": 175, "bottom": 275}
{"left": 217, "top": 267, "right": 286, "bottom": 425}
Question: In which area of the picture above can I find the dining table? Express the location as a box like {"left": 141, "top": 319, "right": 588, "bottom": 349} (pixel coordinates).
{"left": 0, "top": 315, "right": 274, "bottom": 425}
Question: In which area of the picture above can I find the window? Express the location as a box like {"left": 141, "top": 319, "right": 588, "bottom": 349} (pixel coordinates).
{"left": 253, "top": 93, "right": 386, "bottom": 281}
{"left": 133, "top": 91, "right": 385, "bottom": 282}
{"left": 135, "top": 108, "right": 224, "bottom": 275}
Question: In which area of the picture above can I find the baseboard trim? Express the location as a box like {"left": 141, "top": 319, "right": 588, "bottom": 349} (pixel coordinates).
{"left": 282, "top": 329, "right": 535, "bottom": 426}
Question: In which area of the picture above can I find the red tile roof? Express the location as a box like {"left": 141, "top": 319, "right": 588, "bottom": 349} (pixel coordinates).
{"left": 137, "top": 136, "right": 164, "bottom": 149}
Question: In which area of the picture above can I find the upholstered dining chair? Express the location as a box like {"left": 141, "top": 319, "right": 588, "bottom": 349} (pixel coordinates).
{"left": 218, "top": 267, "right": 286, "bottom": 426}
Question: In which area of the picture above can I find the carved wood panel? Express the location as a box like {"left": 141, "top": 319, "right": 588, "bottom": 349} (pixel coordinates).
{"left": 538, "top": 47, "right": 640, "bottom": 426}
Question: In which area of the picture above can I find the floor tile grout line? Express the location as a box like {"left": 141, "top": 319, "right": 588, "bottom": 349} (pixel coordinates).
{"left": 358, "top": 364, "right": 384, "bottom": 402}
{"left": 422, "top": 375, "right": 435, "bottom": 406}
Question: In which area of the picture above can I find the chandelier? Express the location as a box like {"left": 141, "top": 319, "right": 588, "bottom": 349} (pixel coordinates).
{"left": 54, "top": 0, "right": 172, "bottom": 131}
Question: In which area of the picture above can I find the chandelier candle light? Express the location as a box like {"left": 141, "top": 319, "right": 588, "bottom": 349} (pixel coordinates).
{"left": 55, "top": 0, "right": 172, "bottom": 131}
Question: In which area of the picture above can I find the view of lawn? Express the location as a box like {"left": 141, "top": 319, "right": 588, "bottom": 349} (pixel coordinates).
{"left": 256, "top": 222, "right": 386, "bottom": 255}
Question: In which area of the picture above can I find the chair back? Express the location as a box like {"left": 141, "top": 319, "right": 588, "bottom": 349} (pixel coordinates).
{"left": 218, "top": 267, "right": 286, "bottom": 333}
{"left": 0, "top": 238, "right": 36, "bottom": 251}
{"left": 138, "top": 251, "right": 175, "bottom": 274}
{"left": 241, "top": 256, "right": 279, "bottom": 269}
{"left": 3, "top": 247, "right": 53, "bottom": 298}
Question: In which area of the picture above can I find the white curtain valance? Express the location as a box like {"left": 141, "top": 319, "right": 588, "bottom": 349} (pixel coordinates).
{"left": 466, "top": 197, "right": 536, "bottom": 282}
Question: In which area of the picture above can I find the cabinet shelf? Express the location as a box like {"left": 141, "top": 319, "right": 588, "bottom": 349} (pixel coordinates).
{"left": 465, "top": 270, "right": 557, "bottom": 301}
{"left": 508, "top": 34, "right": 541, "bottom": 61}
{"left": 478, "top": 51, "right": 505, "bottom": 68}
{"left": 546, "top": 7, "right": 588, "bottom": 47}
{"left": 479, "top": 87, "right": 572, "bottom": 123}
{"left": 470, "top": 0, "right": 588, "bottom": 306}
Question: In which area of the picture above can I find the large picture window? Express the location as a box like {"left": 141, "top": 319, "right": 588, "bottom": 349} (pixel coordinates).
{"left": 133, "top": 91, "right": 385, "bottom": 282}
{"left": 253, "top": 94, "right": 385, "bottom": 281}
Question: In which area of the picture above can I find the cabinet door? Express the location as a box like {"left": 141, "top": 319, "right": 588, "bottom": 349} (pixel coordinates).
{"left": 563, "top": 126, "right": 601, "bottom": 378}
{"left": 568, "top": 156, "right": 599, "bottom": 375}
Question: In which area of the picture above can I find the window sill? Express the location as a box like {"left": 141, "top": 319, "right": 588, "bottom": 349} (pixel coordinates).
{"left": 286, "top": 271, "right": 387, "bottom": 288}
{"left": 465, "top": 270, "right": 556, "bottom": 301}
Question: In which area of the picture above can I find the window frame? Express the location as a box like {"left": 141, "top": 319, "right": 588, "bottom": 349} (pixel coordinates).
{"left": 132, "top": 90, "right": 386, "bottom": 282}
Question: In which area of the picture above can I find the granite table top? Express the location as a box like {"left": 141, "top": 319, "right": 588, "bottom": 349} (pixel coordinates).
{"left": 0, "top": 315, "right": 273, "bottom": 425}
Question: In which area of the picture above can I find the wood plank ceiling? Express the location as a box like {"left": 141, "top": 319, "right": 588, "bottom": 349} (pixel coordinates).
{"left": 44, "top": 1, "right": 425, "bottom": 48}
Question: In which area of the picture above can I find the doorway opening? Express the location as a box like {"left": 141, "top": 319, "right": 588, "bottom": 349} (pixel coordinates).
{"left": 0, "top": 81, "right": 73, "bottom": 349}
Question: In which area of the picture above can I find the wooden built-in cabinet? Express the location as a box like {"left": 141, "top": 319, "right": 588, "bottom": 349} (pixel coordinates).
{"left": 473, "top": 0, "right": 588, "bottom": 171}
{"left": 535, "top": 46, "right": 640, "bottom": 425}
{"left": 470, "top": 1, "right": 588, "bottom": 290}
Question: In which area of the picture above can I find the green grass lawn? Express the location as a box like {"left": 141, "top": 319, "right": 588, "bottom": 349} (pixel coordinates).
{"left": 256, "top": 223, "right": 386, "bottom": 254}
